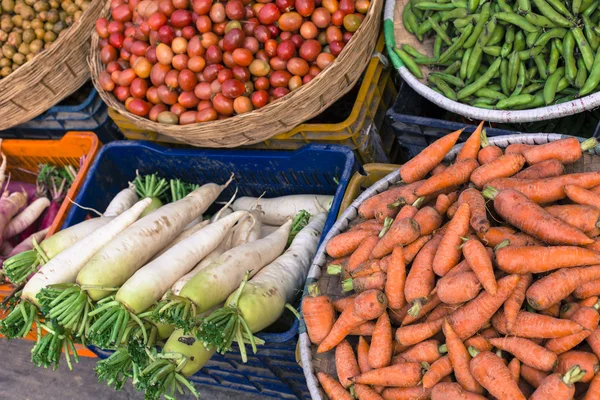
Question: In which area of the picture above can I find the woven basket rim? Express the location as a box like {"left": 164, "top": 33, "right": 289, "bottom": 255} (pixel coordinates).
{"left": 383, "top": 0, "right": 600, "bottom": 123}
{"left": 299, "top": 132, "right": 589, "bottom": 400}
{"left": 89, "top": 0, "right": 382, "bottom": 147}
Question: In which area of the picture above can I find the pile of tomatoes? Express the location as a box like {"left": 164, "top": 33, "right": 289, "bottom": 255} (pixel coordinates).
{"left": 95, "top": 0, "right": 370, "bottom": 125}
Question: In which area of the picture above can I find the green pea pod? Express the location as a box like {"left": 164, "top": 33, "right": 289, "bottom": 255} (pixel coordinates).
{"left": 514, "top": 31, "right": 526, "bottom": 51}
{"left": 394, "top": 48, "right": 424, "bottom": 79}
{"left": 434, "top": 34, "right": 443, "bottom": 58}
{"left": 474, "top": 87, "right": 507, "bottom": 99}
{"left": 555, "top": 38, "right": 565, "bottom": 57}
{"left": 487, "top": 83, "right": 502, "bottom": 91}
{"left": 572, "top": 27, "right": 595, "bottom": 71}
{"left": 501, "top": 26, "right": 515, "bottom": 58}
{"left": 513, "top": 92, "right": 545, "bottom": 109}
{"left": 415, "top": 2, "right": 458, "bottom": 10}
{"left": 496, "top": 94, "right": 534, "bottom": 109}
{"left": 576, "top": 58, "right": 589, "bottom": 88}
{"left": 583, "top": 1, "right": 598, "bottom": 16}
{"left": 544, "top": 66, "right": 566, "bottom": 104}
{"left": 444, "top": 60, "right": 462, "bottom": 75}
{"left": 594, "top": 26, "right": 600, "bottom": 37}
{"left": 468, "top": 0, "right": 480, "bottom": 13}
{"left": 403, "top": 6, "right": 416, "bottom": 34}
{"left": 494, "top": 12, "right": 540, "bottom": 33}
{"left": 547, "top": 40, "right": 560, "bottom": 75}
{"left": 573, "top": 0, "right": 583, "bottom": 15}
{"left": 414, "top": 56, "right": 442, "bottom": 64}
{"left": 470, "top": 97, "right": 496, "bottom": 105}
{"left": 457, "top": 57, "right": 503, "bottom": 99}
{"left": 417, "top": 13, "right": 442, "bottom": 35}
{"left": 471, "top": 102, "right": 496, "bottom": 109}
{"left": 478, "top": 17, "right": 498, "bottom": 47}
{"left": 557, "top": 76, "right": 571, "bottom": 92}
{"left": 580, "top": 50, "right": 600, "bottom": 96}
{"left": 428, "top": 17, "right": 453, "bottom": 45}
{"left": 461, "top": 47, "right": 473, "bottom": 79}
{"left": 517, "top": 0, "right": 531, "bottom": 13}
{"left": 525, "top": 12, "right": 559, "bottom": 28}
{"left": 518, "top": 46, "right": 546, "bottom": 61}
{"left": 512, "top": 63, "right": 527, "bottom": 96}
{"left": 431, "top": 72, "right": 466, "bottom": 87}
{"left": 441, "top": 7, "right": 469, "bottom": 21}
{"left": 580, "top": 0, "right": 594, "bottom": 15}
{"left": 464, "top": 3, "right": 491, "bottom": 48}
{"left": 488, "top": 25, "right": 506, "bottom": 46}
{"left": 454, "top": 14, "right": 481, "bottom": 28}
{"left": 523, "top": 82, "right": 545, "bottom": 94}
{"left": 405, "top": 5, "right": 421, "bottom": 36}
{"left": 467, "top": 45, "right": 483, "bottom": 79}
{"left": 500, "top": 58, "right": 510, "bottom": 95}
{"left": 508, "top": 50, "right": 520, "bottom": 91}
{"left": 496, "top": 0, "right": 513, "bottom": 12}
{"left": 534, "top": 53, "right": 548, "bottom": 79}
{"left": 545, "top": 0, "right": 573, "bottom": 18}
{"left": 531, "top": 0, "right": 574, "bottom": 27}
{"left": 526, "top": 31, "right": 541, "bottom": 48}
{"left": 534, "top": 28, "right": 568, "bottom": 47}
{"left": 429, "top": 76, "right": 458, "bottom": 100}
{"left": 440, "top": 23, "right": 474, "bottom": 63}
{"left": 452, "top": 0, "right": 468, "bottom": 8}
{"left": 483, "top": 46, "right": 502, "bottom": 56}
{"left": 564, "top": 31, "right": 578, "bottom": 84}
{"left": 402, "top": 44, "right": 425, "bottom": 58}
{"left": 527, "top": 65, "right": 537, "bottom": 81}
{"left": 583, "top": 15, "right": 600, "bottom": 51}
{"left": 411, "top": 0, "right": 425, "bottom": 19}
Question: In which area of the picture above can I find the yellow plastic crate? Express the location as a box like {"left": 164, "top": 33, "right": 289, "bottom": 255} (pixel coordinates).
{"left": 110, "top": 34, "right": 398, "bottom": 164}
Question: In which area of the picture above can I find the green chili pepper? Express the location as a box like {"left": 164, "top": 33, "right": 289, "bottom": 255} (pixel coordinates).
{"left": 401, "top": 44, "right": 425, "bottom": 58}
{"left": 464, "top": 2, "right": 491, "bottom": 48}
{"left": 439, "top": 23, "right": 474, "bottom": 63}
{"left": 576, "top": 58, "right": 589, "bottom": 88}
{"left": 394, "top": 48, "right": 424, "bottom": 79}
{"left": 525, "top": 12, "right": 558, "bottom": 28}
{"left": 534, "top": 53, "right": 548, "bottom": 79}
{"left": 534, "top": 28, "right": 568, "bottom": 47}
{"left": 494, "top": 12, "right": 540, "bottom": 33}
{"left": 496, "top": 94, "right": 534, "bottom": 109}
{"left": 508, "top": 50, "right": 520, "bottom": 91}
{"left": 461, "top": 47, "right": 473, "bottom": 79}
{"left": 572, "top": 27, "right": 595, "bottom": 71}
{"left": 457, "top": 57, "right": 502, "bottom": 99}
{"left": 431, "top": 72, "right": 466, "bottom": 87}
{"left": 544, "top": 66, "right": 566, "bottom": 104}
{"left": 531, "top": 0, "right": 574, "bottom": 27}
{"left": 501, "top": 58, "right": 510, "bottom": 95}
{"left": 474, "top": 87, "right": 507, "bottom": 99}
{"left": 580, "top": 50, "right": 600, "bottom": 96}
{"left": 564, "top": 31, "right": 578, "bottom": 84}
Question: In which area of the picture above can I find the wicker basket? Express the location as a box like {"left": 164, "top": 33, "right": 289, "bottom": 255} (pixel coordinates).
{"left": 89, "top": 0, "right": 383, "bottom": 148}
{"left": 0, "top": 0, "right": 104, "bottom": 131}
{"left": 298, "top": 132, "right": 595, "bottom": 399}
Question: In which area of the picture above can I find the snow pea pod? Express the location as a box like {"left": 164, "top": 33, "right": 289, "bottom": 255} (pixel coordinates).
{"left": 394, "top": 48, "right": 423, "bottom": 79}
{"left": 494, "top": 12, "right": 540, "bottom": 33}
{"left": 580, "top": 50, "right": 600, "bottom": 96}
{"left": 457, "top": 57, "right": 502, "bottom": 99}
{"left": 531, "top": 0, "right": 574, "bottom": 27}
{"left": 572, "top": 27, "right": 595, "bottom": 71}
{"left": 544, "top": 66, "right": 565, "bottom": 104}
{"left": 496, "top": 94, "right": 534, "bottom": 109}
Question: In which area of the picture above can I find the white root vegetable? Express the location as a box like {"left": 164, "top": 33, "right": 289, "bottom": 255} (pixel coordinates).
{"left": 232, "top": 194, "right": 333, "bottom": 225}
{"left": 211, "top": 207, "right": 232, "bottom": 222}
{"left": 0, "top": 241, "right": 13, "bottom": 256}
{"left": 0, "top": 191, "right": 28, "bottom": 243}
{"left": 231, "top": 210, "right": 261, "bottom": 247}
{"left": 76, "top": 181, "right": 230, "bottom": 301}
{"left": 4, "top": 197, "right": 51, "bottom": 239}
{"left": 151, "top": 220, "right": 210, "bottom": 261}
{"left": 21, "top": 198, "right": 153, "bottom": 306}
{"left": 118, "top": 210, "right": 249, "bottom": 313}
{"left": 8, "top": 228, "right": 50, "bottom": 257}
{"left": 103, "top": 186, "right": 139, "bottom": 217}
{"left": 260, "top": 224, "right": 280, "bottom": 238}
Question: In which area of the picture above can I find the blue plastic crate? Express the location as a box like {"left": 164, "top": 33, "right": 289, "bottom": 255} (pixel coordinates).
{"left": 388, "top": 81, "right": 600, "bottom": 160}
{"left": 61, "top": 142, "right": 358, "bottom": 398}
{"left": 0, "top": 87, "right": 123, "bottom": 144}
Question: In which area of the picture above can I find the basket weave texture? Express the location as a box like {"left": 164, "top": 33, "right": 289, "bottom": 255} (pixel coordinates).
{"left": 89, "top": 0, "right": 382, "bottom": 148}
{"left": 299, "top": 132, "right": 599, "bottom": 399}
{"left": 0, "top": 0, "right": 104, "bottom": 131}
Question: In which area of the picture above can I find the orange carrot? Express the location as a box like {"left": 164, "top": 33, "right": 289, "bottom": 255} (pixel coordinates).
{"left": 492, "top": 310, "right": 584, "bottom": 338}
{"left": 464, "top": 330, "right": 497, "bottom": 352}
{"left": 589, "top": 227, "right": 600, "bottom": 238}
{"left": 397, "top": 340, "right": 445, "bottom": 364}
{"left": 433, "top": 203, "right": 471, "bottom": 276}
{"left": 357, "top": 336, "right": 371, "bottom": 373}
{"left": 344, "top": 272, "right": 387, "bottom": 293}
{"left": 434, "top": 192, "right": 457, "bottom": 215}
{"left": 413, "top": 206, "right": 443, "bottom": 236}
{"left": 469, "top": 348, "right": 526, "bottom": 400}
{"left": 496, "top": 246, "right": 600, "bottom": 274}
{"left": 402, "top": 235, "right": 431, "bottom": 265}
{"left": 509, "top": 358, "right": 521, "bottom": 383}
{"left": 327, "top": 230, "right": 379, "bottom": 258}
{"left": 444, "top": 320, "right": 484, "bottom": 394}
{"left": 484, "top": 187, "right": 594, "bottom": 245}
{"left": 544, "top": 204, "right": 600, "bottom": 232}
{"left": 470, "top": 153, "right": 526, "bottom": 189}
{"left": 351, "top": 362, "right": 423, "bottom": 387}
{"left": 392, "top": 340, "right": 410, "bottom": 355}
{"left": 422, "top": 355, "right": 453, "bottom": 389}
{"left": 588, "top": 328, "right": 600, "bottom": 359}
{"left": 351, "top": 219, "right": 385, "bottom": 232}
{"left": 514, "top": 159, "right": 565, "bottom": 179}
{"left": 403, "top": 294, "right": 442, "bottom": 325}
{"left": 371, "top": 218, "right": 421, "bottom": 259}
{"left": 575, "top": 279, "right": 600, "bottom": 299}
{"left": 539, "top": 303, "right": 561, "bottom": 318}
{"left": 505, "top": 143, "right": 532, "bottom": 155}
{"left": 556, "top": 351, "right": 599, "bottom": 383}
{"left": 431, "top": 382, "right": 487, "bottom": 400}
{"left": 584, "top": 373, "right": 600, "bottom": 400}
{"left": 374, "top": 190, "right": 422, "bottom": 224}
{"left": 504, "top": 273, "right": 533, "bottom": 333}
{"left": 399, "top": 129, "right": 463, "bottom": 184}
{"left": 560, "top": 302, "right": 581, "bottom": 319}
{"left": 358, "top": 185, "right": 418, "bottom": 220}
{"left": 333, "top": 296, "right": 355, "bottom": 312}
{"left": 565, "top": 184, "right": 600, "bottom": 208}
{"left": 317, "top": 372, "right": 353, "bottom": 400}
{"left": 415, "top": 159, "right": 479, "bottom": 197}
{"left": 431, "top": 164, "right": 447, "bottom": 176}
{"left": 521, "top": 364, "right": 550, "bottom": 388}
{"left": 448, "top": 274, "right": 520, "bottom": 340}
{"left": 385, "top": 246, "right": 406, "bottom": 310}
{"left": 446, "top": 200, "right": 459, "bottom": 219}
{"left": 349, "top": 322, "right": 376, "bottom": 336}
{"left": 348, "top": 235, "right": 380, "bottom": 272}
{"left": 477, "top": 226, "right": 541, "bottom": 247}
{"left": 318, "top": 290, "right": 388, "bottom": 353}
{"left": 425, "top": 304, "right": 456, "bottom": 323}
{"left": 405, "top": 232, "right": 444, "bottom": 315}
{"left": 580, "top": 296, "right": 599, "bottom": 307}
{"left": 478, "top": 131, "right": 503, "bottom": 164}
{"left": 545, "top": 306, "right": 600, "bottom": 354}
{"left": 336, "top": 340, "right": 361, "bottom": 388}
{"left": 381, "top": 386, "right": 431, "bottom": 400}
{"left": 489, "top": 337, "right": 557, "bottom": 372}
{"left": 458, "top": 188, "right": 490, "bottom": 234}
{"left": 389, "top": 303, "right": 411, "bottom": 326}
{"left": 351, "top": 260, "right": 383, "bottom": 278}
{"left": 368, "top": 313, "right": 392, "bottom": 369}
{"left": 457, "top": 121, "right": 484, "bottom": 161}
{"left": 488, "top": 172, "right": 600, "bottom": 203}
{"left": 526, "top": 265, "right": 600, "bottom": 310}
{"left": 530, "top": 365, "right": 586, "bottom": 400}
{"left": 396, "top": 318, "right": 444, "bottom": 346}
{"left": 462, "top": 238, "right": 496, "bottom": 295}
{"left": 354, "top": 384, "right": 384, "bottom": 400}
{"left": 523, "top": 137, "right": 596, "bottom": 165}
{"left": 303, "top": 284, "right": 335, "bottom": 345}
{"left": 437, "top": 271, "right": 481, "bottom": 305}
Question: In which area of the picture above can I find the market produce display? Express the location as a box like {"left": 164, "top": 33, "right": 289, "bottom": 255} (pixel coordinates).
{"left": 0, "top": 171, "right": 330, "bottom": 399}
{"left": 93, "top": 0, "right": 370, "bottom": 125}
{"left": 396, "top": 0, "right": 600, "bottom": 110}
{"left": 304, "top": 126, "right": 600, "bottom": 399}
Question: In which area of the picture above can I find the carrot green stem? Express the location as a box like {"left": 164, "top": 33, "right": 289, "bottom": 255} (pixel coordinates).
{"left": 307, "top": 283, "right": 320, "bottom": 297}
{"left": 342, "top": 278, "right": 354, "bottom": 292}
{"left": 439, "top": 344, "right": 448, "bottom": 353}
{"left": 581, "top": 137, "right": 598, "bottom": 152}
{"left": 494, "top": 239, "right": 510, "bottom": 251}
{"left": 412, "top": 196, "right": 425, "bottom": 209}
{"left": 2, "top": 250, "right": 40, "bottom": 284}
{"left": 480, "top": 129, "right": 489, "bottom": 148}
{"left": 562, "top": 365, "right": 586, "bottom": 385}
{"left": 468, "top": 346, "right": 480, "bottom": 357}
{"left": 327, "top": 265, "right": 342, "bottom": 275}
{"left": 380, "top": 217, "right": 393, "bottom": 238}
{"left": 388, "top": 198, "right": 406, "bottom": 210}
{"left": 481, "top": 186, "right": 499, "bottom": 200}
{"left": 407, "top": 299, "right": 423, "bottom": 317}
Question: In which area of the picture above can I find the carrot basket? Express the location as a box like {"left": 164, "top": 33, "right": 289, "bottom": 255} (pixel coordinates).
{"left": 298, "top": 132, "right": 594, "bottom": 399}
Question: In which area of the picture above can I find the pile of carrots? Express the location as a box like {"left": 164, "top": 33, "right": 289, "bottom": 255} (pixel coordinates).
{"left": 302, "top": 123, "right": 600, "bottom": 400}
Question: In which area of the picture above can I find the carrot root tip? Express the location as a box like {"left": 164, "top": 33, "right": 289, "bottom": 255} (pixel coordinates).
{"left": 379, "top": 217, "right": 393, "bottom": 238}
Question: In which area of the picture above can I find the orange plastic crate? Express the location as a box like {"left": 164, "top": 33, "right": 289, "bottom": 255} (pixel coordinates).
{"left": 0, "top": 132, "right": 100, "bottom": 357}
